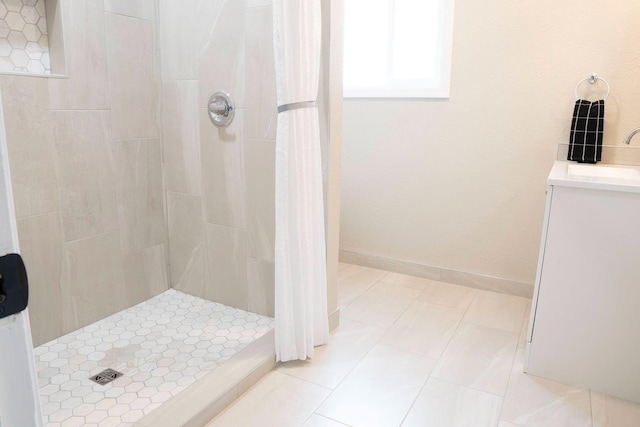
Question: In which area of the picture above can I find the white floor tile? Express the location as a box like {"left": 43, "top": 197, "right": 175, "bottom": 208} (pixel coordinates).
{"left": 463, "top": 290, "right": 530, "bottom": 334}
{"left": 432, "top": 322, "right": 518, "bottom": 396}
{"left": 401, "top": 378, "right": 503, "bottom": 427}
{"left": 341, "top": 282, "right": 420, "bottom": 328}
{"left": 417, "top": 280, "right": 476, "bottom": 310}
{"left": 501, "top": 350, "right": 592, "bottom": 427}
{"left": 199, "top": 263, "right": 640, "bottom": 427}
{"left": 380, "top": 272, "right": 436, "bottom": 290}
{"left": 591, "top": 391, "right": 640, "bottom": 427}
{"left": 207, "top": 371, "right": 331, "bottom": 427}
{"left": 338, "top": 262, "right": 362, "bottom": 274}
{"left": 338, "top": 267, "right": 389, "bottom": 308}
{"left": 303, "top": 414, "right": 351, "bottom": 426}
{"left": 337, "top": 265, "right": 366, "bottom": 285}
{"left": 277, "top": 319, "right": 385, "bottom": 389}
{"left": 316, "top": 344, "right": 436, "bottom": 427}
{"left": 379, "top": 300, "right": 465, "bottom": 359}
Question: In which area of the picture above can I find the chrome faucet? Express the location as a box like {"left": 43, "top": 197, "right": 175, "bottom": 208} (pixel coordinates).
{"left": 623, "top": 128, "right": 640, "bottom": 144}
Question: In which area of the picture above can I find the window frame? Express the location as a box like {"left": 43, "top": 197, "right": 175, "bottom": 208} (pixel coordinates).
{"left": 343, "top": 0, "right": 456, "bottom": 99}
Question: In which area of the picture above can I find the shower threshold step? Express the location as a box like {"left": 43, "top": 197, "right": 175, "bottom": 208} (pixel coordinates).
{"left": 34, "top": 289, "right": 275, "bottom": 427}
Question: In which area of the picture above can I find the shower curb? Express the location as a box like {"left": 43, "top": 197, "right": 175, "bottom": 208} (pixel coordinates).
{"left": 134, "top": 329, "right": 276, "bottom": 427}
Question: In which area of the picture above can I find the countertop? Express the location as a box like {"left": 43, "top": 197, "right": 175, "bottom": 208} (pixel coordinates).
{"left": 548, "top": 160, "right": 640, "bottom": 193}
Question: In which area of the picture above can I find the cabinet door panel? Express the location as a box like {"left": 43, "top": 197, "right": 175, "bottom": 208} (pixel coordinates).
{"left": 527, "top": 185, "right": 640, "bottom": 403}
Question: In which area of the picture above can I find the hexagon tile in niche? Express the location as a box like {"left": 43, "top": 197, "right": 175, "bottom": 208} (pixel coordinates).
{"left": 0, "top": 0, "right": 50, "bottom": 74}
{"left": 33, "top": 289, "right": 275, "bottom": 426}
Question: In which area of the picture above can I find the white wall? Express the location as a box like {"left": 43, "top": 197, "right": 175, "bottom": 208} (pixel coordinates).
{"left": 340, "top": 0, "right": 640, "bottom": 284}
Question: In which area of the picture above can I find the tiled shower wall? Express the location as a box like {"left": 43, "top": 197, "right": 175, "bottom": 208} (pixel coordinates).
{"left": 1, "top": 0, "right": 166, "bottom": 346}
{"left": 0, "top": 0, "right": 51, "bottom": 74}
{"left": 159, "top": 0, "right": 277, "bottom": 317}
{"left": 3, "top": 0, "right": 278, "bottom": 347}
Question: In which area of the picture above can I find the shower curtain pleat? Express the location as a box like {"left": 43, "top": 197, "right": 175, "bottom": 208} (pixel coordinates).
{"left": 273, "top": 0, "right": 329, "bottom": 362}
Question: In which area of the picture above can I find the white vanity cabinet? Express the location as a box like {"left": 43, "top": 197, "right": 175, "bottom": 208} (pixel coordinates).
{"left": 525, "top": 161, "right": 640, "bottom": 403}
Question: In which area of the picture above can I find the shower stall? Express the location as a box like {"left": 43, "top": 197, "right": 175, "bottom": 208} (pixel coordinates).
{"left": 0, "top": 0, "right": 341, "bottom": 425}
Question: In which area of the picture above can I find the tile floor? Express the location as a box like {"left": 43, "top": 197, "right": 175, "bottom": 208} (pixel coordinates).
{"left": 206, "top": 263, "right": 640, "bottom": 427}
{"left": 34, "top": 289, "right": 274, "bottom": 427}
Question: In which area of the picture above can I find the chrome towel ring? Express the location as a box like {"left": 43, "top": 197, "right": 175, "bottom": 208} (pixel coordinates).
{"left": 575, "top": 73, "right": 610, "bottom": 101}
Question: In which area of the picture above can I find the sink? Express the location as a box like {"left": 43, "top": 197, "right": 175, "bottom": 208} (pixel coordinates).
{"left": 549, "top": 161, "right": 640, "bottom": 194}
{"left": 567, "top": 164, "right": 640, "bottom": 180}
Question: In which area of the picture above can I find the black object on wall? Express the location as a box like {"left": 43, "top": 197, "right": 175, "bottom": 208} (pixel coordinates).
{"left": 0, "top": 253, "right": 29, "bottom": 319}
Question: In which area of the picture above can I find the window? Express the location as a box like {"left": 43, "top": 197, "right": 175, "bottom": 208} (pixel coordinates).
{"left": 343, "top": 0, "right": 455, "bottom": 98}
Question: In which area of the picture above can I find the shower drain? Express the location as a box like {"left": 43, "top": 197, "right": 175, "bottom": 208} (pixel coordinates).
{"left": 89, "top": 368, "right": 123, "bottom": 385}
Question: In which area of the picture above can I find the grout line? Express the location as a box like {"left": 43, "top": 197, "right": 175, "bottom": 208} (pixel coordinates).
{"left": 62, "top": 229, "right": 120, "bottom": 245}
{"left": 15, "top": 209, "right": 61, "bottom": 221}
{"left": 104, "top": 10, "right": 155, "bottom": 22}
{"left": 274, "top": 370, "right": 333, "bottom": 392}
{"left": 588, "top": 390, "right": 595, "bottom": 426}
{"left": 165, "top": 189, "right": 201, "bottom": 198}
{"left": 302, "top": 282, "right": 390, "bottom": 422}
{"left": 301, "top": 269, "right": 423, "bottom": 426}
{"left": 301, "top": 413, "right": 352, "bottom": 427}
{"left": 49, "top": 108, "right": 112, "bottom": 112}
{"left": 397, "top": 282, "right": 479, "bottom": 426}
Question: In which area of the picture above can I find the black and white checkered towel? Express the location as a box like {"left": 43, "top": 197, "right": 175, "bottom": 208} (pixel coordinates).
{"left": 568, "top": 99, "right": 604, "bottom": 164}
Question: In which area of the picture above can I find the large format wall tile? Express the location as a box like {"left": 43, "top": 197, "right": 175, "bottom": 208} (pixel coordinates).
{"left": 159, "top": 0, "right": 197, "bottom": 81}
{"left": 204, "top": 223, "right": 248, "bottom": 309}
{"left": 104, "top": 0, "right": 156, "bottom": 21}
{"left": 60, "top": 232, "right": 127, "bottom": 333}
{"left": 112, "top": 138, "right": 165, "bottom": 253}
{"left": 122, "top": 243, "right": 169, "bottom": 306}
{"left": 200, "top": 108, "right": 246, "bottom": 227}
{"left": 52, "top": 110, "right": 118, "bottom": 242}
{"left": 162, "top": 81, "right": 201, "bottom": 195}
{"left": 245, "top": 7, "right": 276, "bottom": 140}
{"left": 246, "top": 0, "right": 272, "bottom": 7}
{"left": 106, "top": 12, "right": 159, "bottom": 139}
{"left": 0, "top": 75, "right": 59, "bottom": 218}
{"left": 244, "top": 139, "right": 275, "bottom": 261}
{"left": 48, "top": 0, "right": 110, "bottom": 110}
{"left": 198, "top": 0, "right": 245, "bottom": 109}
{"left": 167, "top": 192, "right": 206, "bottom": 297}
{"left": 247, "top": 257, "right": 274, "bottom": 317}
{"left": 17, "top": 212, "right": 64, "bottom": 346}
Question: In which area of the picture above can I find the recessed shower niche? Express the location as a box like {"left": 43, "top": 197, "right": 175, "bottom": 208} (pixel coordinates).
{"left": 0, "top": 0, "right": 65, "bottom": 75}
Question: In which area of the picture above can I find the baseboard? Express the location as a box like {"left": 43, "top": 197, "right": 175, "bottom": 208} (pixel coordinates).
{"left": 339, "top": 250, "right": 533, "bottom": 299}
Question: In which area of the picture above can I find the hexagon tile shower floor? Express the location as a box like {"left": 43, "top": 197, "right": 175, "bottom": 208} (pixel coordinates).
{"left": 33, "top": 289, "right": 274, "bottom": 426}
{"left": 0, "top": 0, "right": 51, "bottom": 74}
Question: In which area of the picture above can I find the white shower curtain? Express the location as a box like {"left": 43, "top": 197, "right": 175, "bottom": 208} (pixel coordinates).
{"left": 273, "top": 0, "right": 329, "bottom": 362}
